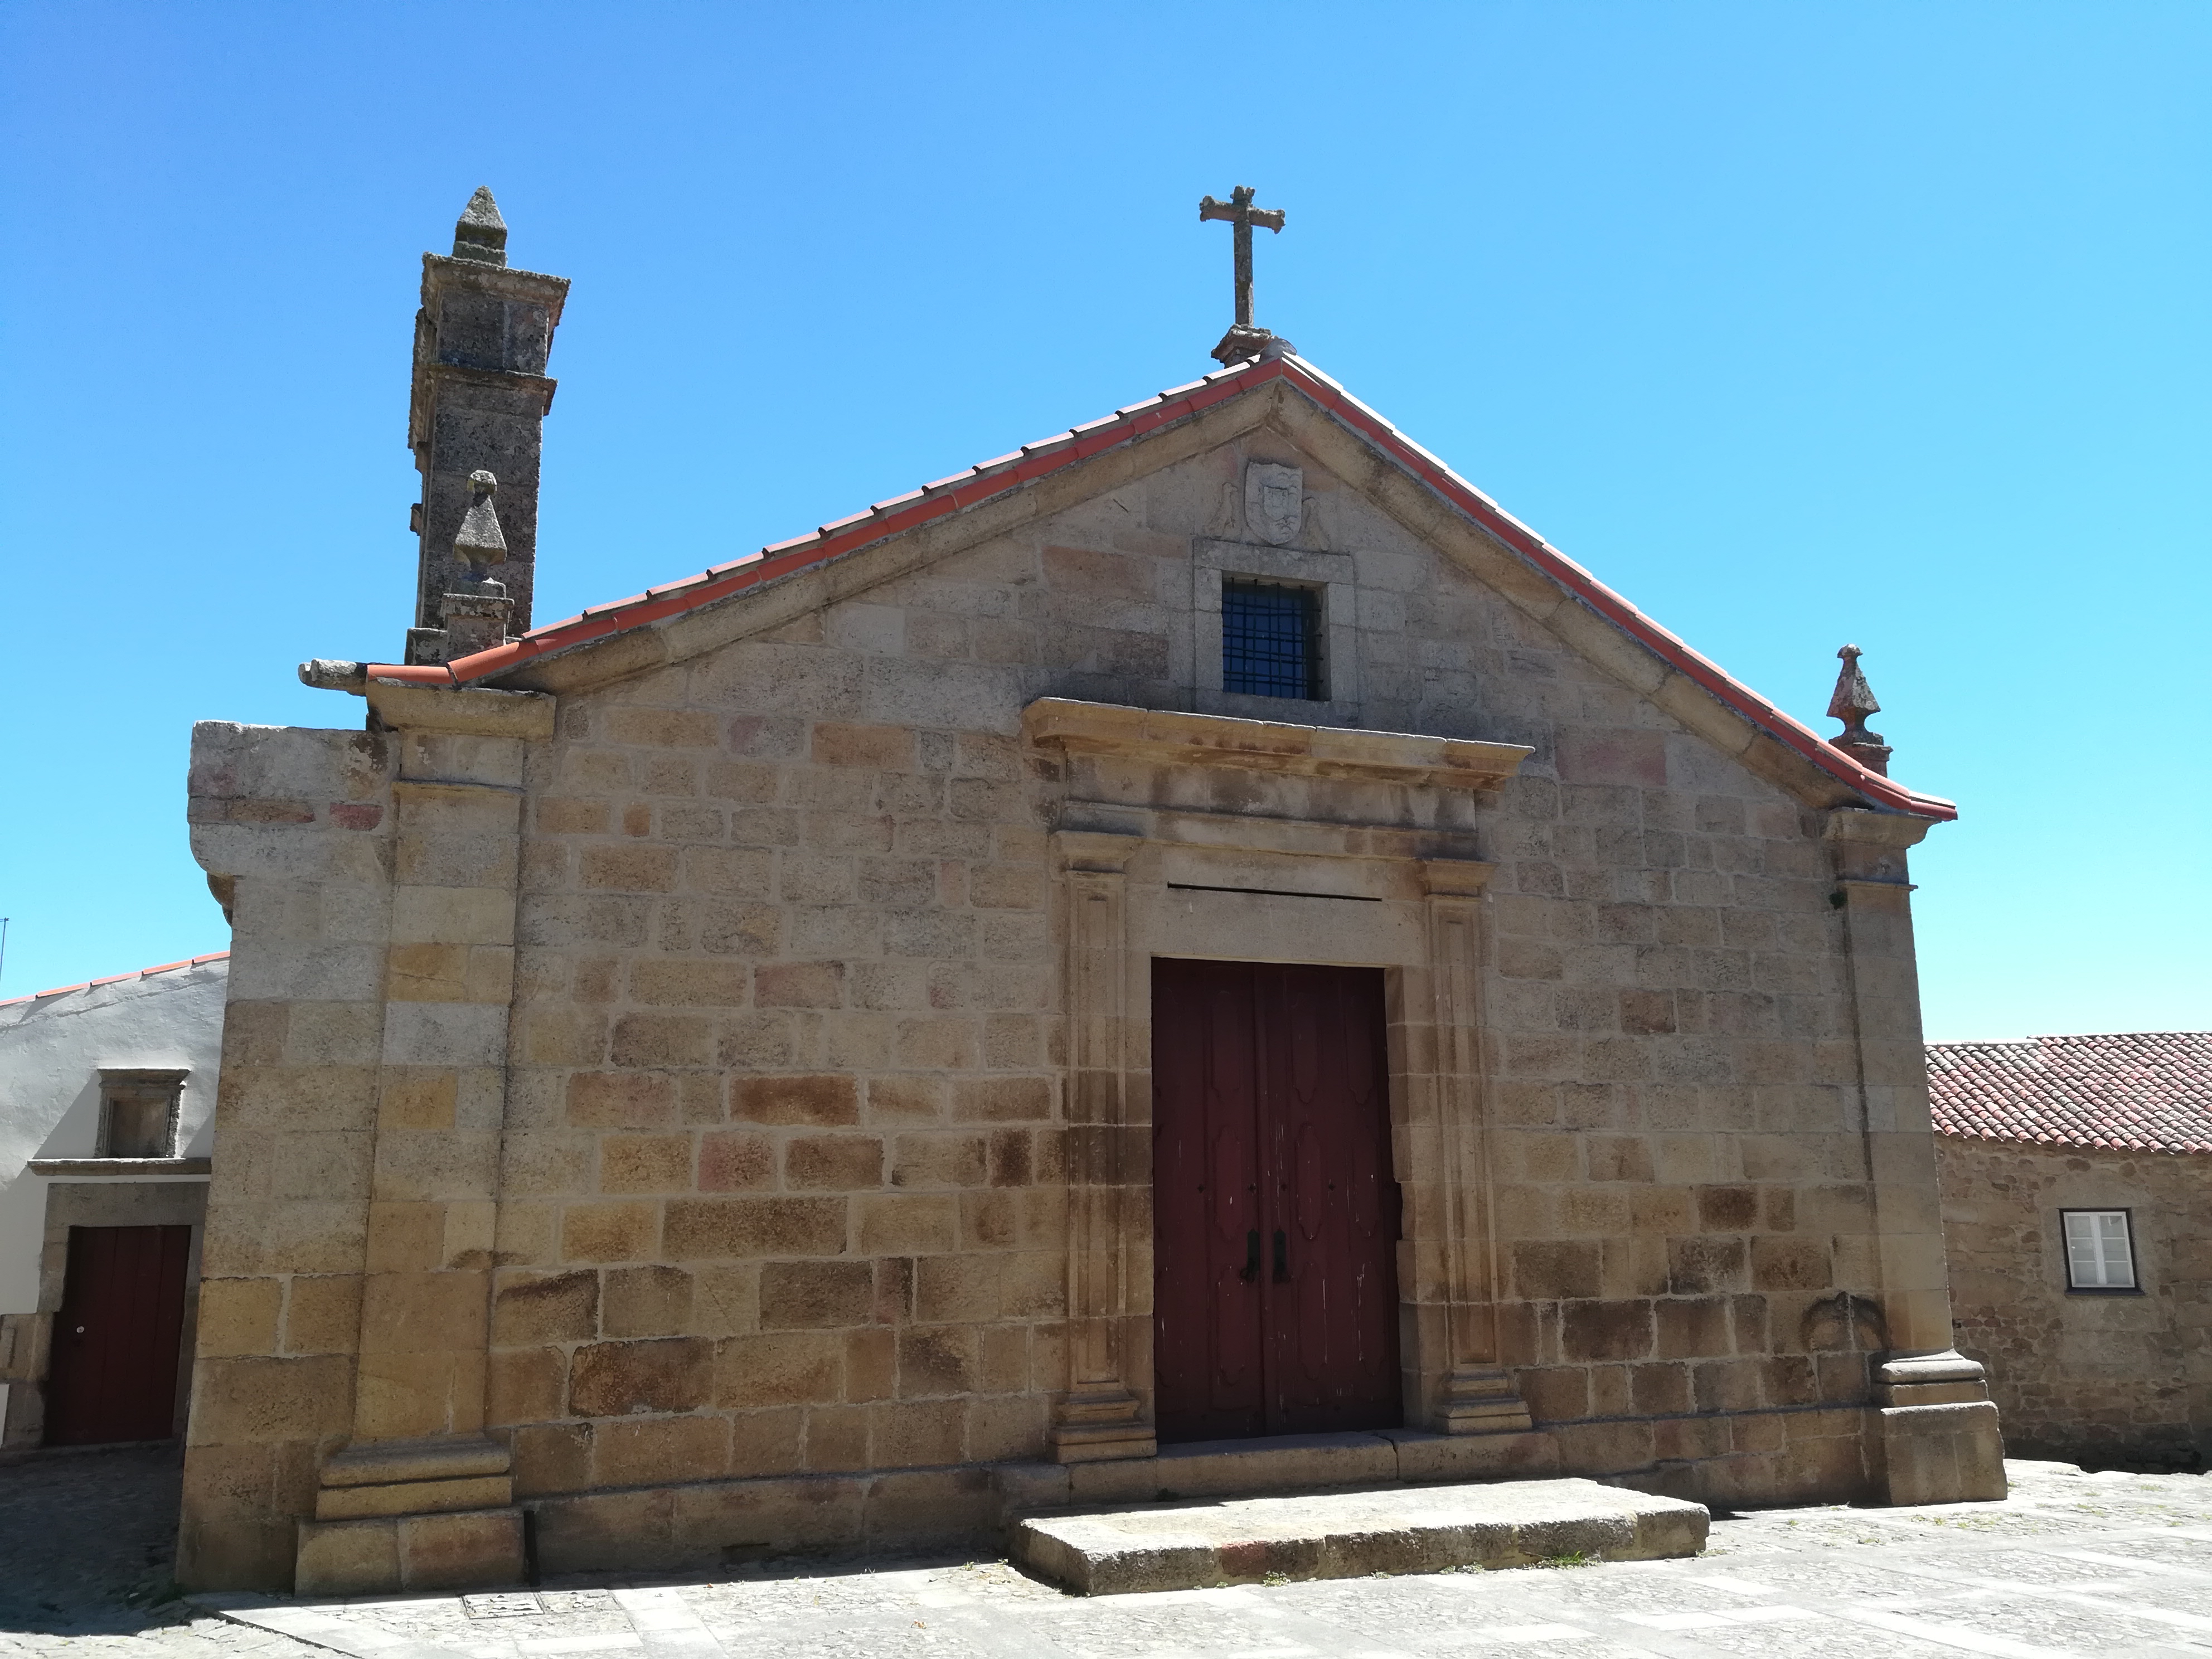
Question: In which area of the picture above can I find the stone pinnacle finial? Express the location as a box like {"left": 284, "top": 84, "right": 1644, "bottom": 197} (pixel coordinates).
{"left": 453, "top": 187, "right": 508, "bottom": 266}
{"left": 435, "top": 470, "right": 515, "bottom": 661}
{"left": 1826, "top": 643, "right": 1893, "bottom": 777}
{"left": 453, "top": 470, "right": 508, "bottom": 576}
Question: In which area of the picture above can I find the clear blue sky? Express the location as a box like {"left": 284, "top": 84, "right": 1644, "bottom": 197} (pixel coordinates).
{"left": 3, "top": 3, "right": 2206, "bottom": 1040}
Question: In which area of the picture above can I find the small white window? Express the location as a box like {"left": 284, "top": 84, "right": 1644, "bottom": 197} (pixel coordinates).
{"left": 2062, "top": 1209, "right": 2137, "bottom": 1291}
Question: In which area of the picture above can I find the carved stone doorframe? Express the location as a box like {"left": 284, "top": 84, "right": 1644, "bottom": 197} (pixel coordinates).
{"left": 1029, "top": 695, "right": 1540, "bottom": 1462}
{"left": 1414, "top": 862, "right": 1534, "bottom": 1433}
{"left": 1048, "top": 830, "right": 1156, "bottom": 1462}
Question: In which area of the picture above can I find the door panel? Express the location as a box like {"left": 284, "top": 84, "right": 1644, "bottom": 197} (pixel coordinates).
{"left": 1152, "top": 959, "right": 1401, "bottom": 1443}
{"left": 44, "top": 1224, "right": 192, "bottom": 1445}
{"left": 1152, "top": 963, "right": 1267, "bottom": 1439}
{"left": 1262, "top": 965, "right": 1400, "bottom": 1434}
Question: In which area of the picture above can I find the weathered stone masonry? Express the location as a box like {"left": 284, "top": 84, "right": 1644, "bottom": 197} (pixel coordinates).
{"left": 1941, "top": 1137, "right": 2212, "bottom": 1468}
{"left": 178, "top": 198, "right": 2005, "bottom": 1594}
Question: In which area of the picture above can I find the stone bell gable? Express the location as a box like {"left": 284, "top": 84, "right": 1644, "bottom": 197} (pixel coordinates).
{"left": 180, "top": 198, "right": 2001, "bottom": 1594}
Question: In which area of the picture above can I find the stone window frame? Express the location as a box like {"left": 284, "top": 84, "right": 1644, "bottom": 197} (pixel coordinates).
{"left": 2059, "top": 1207, "right": 2142, "bottom": 1294}
{"left": 1191, "top": 539, "right": 1360, "bottom": 725}
{"left": 94, "top": 1069, "right": 186, "bottom": 1161}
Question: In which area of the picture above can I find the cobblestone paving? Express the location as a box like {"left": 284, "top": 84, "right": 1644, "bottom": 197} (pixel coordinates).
{"left": 0, "top": 1444, "right": 322, "bottom": 1659}
{"left": 13, "top": 1457, "right": 2212, "bottom": 1658}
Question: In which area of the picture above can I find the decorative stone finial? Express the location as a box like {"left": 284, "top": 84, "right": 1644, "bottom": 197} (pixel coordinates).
{"left": 453, "top": 470, "right": 508, "bottom": 576}
{"left": 453, "top": 187, "right": 508, "bottom": 266}
{"left": 1826, "top": 643, "right": 1893, "bottom": 777}
{"left": 415, "top": 471, "right": 515, "bottom": 668}
{"left": 433, "top": 471, "right": 515, "bottom": 661}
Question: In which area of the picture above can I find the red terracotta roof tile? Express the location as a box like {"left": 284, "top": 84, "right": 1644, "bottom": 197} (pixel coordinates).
{"left": 362, "top": 353, "right": 1953, "bottom": 821}
{"left": 1927, "top": 1032, "right": 2212, "bottom": 1154}
{"left": 1, "top": 950, "right": 231, "bottom": 1011}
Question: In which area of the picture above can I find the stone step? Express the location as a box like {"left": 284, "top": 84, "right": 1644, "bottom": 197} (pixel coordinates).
{"left": 992, "top": 1426, "right": 1560, "bottom": 1522}
{"left": 1012, "top": 1476, "right": 1709, "bottom": 1595}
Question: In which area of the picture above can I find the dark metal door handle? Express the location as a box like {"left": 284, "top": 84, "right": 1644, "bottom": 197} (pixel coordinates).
{"left": 1273, "top": 1229, "right": 1289, "bottom": 1283}
{"left": 1241, "top": 1230, "right": 1261, "bottom": 1282}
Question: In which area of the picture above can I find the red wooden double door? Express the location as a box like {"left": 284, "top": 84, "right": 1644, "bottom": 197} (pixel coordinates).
{"left": 1152, "top": 958, "right": 1403, "bottom": 1442}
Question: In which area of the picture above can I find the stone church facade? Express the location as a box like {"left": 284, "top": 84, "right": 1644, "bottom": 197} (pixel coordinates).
{"left": 178, "top": 195, "right": 2004, "bottom": 1593}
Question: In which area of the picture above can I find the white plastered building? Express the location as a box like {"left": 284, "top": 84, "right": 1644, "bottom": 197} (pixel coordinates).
{"left": 0, "top": 952, "right": 227, "bottom": 1448}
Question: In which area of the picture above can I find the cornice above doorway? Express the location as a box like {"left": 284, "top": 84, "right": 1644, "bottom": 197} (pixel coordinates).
{"left": 1022, "top": 698, "right": 1534, "bottom": 792}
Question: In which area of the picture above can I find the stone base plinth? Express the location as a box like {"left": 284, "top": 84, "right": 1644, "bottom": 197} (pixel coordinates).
{"left": 1049, "top": 1421, "right": 1160, "bottom": 1464}
{"left": 295, "top": 1435, "right": 524, "bottom": 1594}
{"left": 1050, "top": 1389, "right": 1157, "bottom": 1464}
{"left": 1881, "top": 1401, "right": 2008, "bottom": 1505}
{"left": 295, "top": 1507, "right": 525, "bottom": 1597}
{"left": 1438, "top": 1367, "right": 1536, "bottom": 1435}
{"left": 1012, "top": 1476, "right": 1709, "bottom": 1594}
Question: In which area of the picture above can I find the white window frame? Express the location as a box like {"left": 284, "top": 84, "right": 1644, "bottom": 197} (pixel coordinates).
{"left": 2061, "top": 1208, "right": 2139, "bottom": 1292}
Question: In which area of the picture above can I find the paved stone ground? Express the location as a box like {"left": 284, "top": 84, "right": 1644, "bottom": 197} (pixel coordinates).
{"left": 12, "top": 1454, "right": 2212, "bottom": 1657}
{"left": 0, "top": 1444, "right": 324, "bottom": 1659}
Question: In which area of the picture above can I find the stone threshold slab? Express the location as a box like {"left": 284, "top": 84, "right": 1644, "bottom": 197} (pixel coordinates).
{"left": 995, "top": 1425, "right": 1559, "bottom": 1519}
{"left": 1012, "top": 1476, "right": 1709, "bottom": 1595}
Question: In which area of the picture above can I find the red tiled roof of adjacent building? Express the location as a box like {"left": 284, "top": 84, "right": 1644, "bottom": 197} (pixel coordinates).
{"left": 360, "top": 353, "right": 1957, "bottom": 822}
{"left": 0, "top": 950, "right": 230, "bottom": 1011}
{"left": 1927, "top": 1032, "right": 2212, "bottom": 1153}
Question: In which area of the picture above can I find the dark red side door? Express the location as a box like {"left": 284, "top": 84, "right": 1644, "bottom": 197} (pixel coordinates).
{"left": 1152, "top": 959, "right": 1401, "bottom": 1442}
{"left": 45, "top": 1225, "right": 192, "bottom": 1445}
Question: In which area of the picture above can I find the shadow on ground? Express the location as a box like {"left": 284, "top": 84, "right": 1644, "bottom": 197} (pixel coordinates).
{"left": 0, "top": 1442, "right": 188, "bottom": 1634}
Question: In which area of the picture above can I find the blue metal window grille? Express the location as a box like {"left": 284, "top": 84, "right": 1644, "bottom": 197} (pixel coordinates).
{"left": 1221, "top": 580, "right": 1320, "bottom": 700}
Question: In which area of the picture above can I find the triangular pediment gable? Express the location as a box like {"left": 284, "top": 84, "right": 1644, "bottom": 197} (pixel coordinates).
{"left": 360, "top": 356, "right": 1952, "bottom": 821}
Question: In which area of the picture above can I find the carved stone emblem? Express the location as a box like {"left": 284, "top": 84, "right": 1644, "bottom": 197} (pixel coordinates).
{"left": 1244, "top": 462, "right": 1303, "bottom": 546}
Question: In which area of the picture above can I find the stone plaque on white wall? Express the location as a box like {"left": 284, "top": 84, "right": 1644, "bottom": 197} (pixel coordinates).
{"left": 1244, "top": 463, "right": 1303, "bottom": 546}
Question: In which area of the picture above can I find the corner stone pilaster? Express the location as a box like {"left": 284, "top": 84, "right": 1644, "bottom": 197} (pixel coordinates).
{"left": 294, "top": 682, "right": 556, "bottom": 1595}
{"left": 1825, "top": 808, "right": 2005, "bottom": 1505}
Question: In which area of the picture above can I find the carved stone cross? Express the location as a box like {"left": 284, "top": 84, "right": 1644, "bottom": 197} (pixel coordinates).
{"left": 1200, "top": 186, "right": 1286, "bottom": 330}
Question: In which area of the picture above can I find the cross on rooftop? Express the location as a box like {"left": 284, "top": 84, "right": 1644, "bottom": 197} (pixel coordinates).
{"left": 1200, "top": 185, "right": 1286, "bottom": 331}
